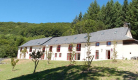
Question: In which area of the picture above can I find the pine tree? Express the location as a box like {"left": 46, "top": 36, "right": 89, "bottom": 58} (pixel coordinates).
{"left": 104, "top": 0, "right": 115, "bottom": 28}
{"left": 122, "top": 0, "right": 129, "bottom": 22}
{"left": 113, "top": 1, "right": 123, "bottom": 27}
{"left": 78, "top": 12, "right": 82, "bottom": 21}
{"left": 127, "top": 0, "right": 138, "bottom": 39}
{"left": 97, "top": 5, "right": 106, "bottom": 23}
{"left": 87, "top": 0, "right": 100, "bottom": 20}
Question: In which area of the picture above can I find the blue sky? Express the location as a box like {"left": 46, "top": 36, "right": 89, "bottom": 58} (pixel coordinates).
{"left": 0, "top": 0, "right": 132, "bottom": 23}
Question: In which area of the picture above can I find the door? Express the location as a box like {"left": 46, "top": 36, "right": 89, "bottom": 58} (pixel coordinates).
{"left": 75, "top": 53, "right": 80, "bottom": 60}
{"left": 95, "top": 50, "right": 99, "bottom": 59}
{"left": 106, "top": 50, "right": 110, "bottom": 59}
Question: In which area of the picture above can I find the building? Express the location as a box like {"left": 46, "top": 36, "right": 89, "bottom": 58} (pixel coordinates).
{"left": 17, "top": 27, "right": 138, "bottom": 61}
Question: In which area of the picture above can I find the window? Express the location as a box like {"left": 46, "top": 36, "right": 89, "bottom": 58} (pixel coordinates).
{"left": 57, "top": 45, "right": 61, "bottom": 52}
{"left": 67, "top": 53, "right": 72, "bottom": 60}
{"left": 95, "top": 50, "right": 99, "bottom": 59}
{"left": 68, "top": 44, "right": 73, "bottom": 51}
{"left": 96, "top": 42, "right": 100, "bottom": 46}
{"left": 42, "top": 46, "right": 45, "bottom": 52}
{"left": 49, "top": 46, "right": 53, "bottom": 52}
{"left": 29, "top": 46, "right": 32, "bottom": 52}
{"left": 25, "top": 47, "right": 27, "bottom": 49}
{"left": 75, "top": 53, "right": 80, "bottom": 60}
{"left": 76, "top": 44, "right": 81, "bottom": 51}
{"left": 55, "top": 53, "right": 57, "bottom": 57}
{"left": 20, "top": 47, "right": 22, "bottom": 52}
{"left": 59, "top": 53, "right": 62, "bottom": 57}
{"left": 107, "top": 41, "right": 111, "bottom": 46}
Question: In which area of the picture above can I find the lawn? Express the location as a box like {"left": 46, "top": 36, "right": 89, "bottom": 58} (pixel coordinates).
{"left": 0, "top": 59, "right": 138, "bottom": 80}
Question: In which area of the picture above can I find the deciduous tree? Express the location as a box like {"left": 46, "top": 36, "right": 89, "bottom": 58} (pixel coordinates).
{"left": 29, "top": 50, "right": 43, "bottom": 73}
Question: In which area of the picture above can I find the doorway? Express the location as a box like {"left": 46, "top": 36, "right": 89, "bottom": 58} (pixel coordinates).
{"left": 95, "top": 50, "right": 99, "bottom": 59}
{"left": 106, "top": 50, "right": 110, "bottom": 59}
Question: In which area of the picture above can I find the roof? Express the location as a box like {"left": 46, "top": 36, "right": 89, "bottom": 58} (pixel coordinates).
{"left": 89, "top": 27, "right": 132, "bottom": 42}
{"left": 44, "top": 33, "right": 87, "bottom": 45}
{"left": 19, "top": 37, "right": 52, "bottom": 47}
{"left": 43, "top": 27, "right": 132, "bottom": 45}
{"left": 20, "top": 27, "right": 133, "bottom": 47}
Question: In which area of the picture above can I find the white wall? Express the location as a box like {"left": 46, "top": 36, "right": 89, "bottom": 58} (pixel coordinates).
{"left": 17, "top": 40, "right": 138, "bottom": 61}
{"left": 123, "top": 44, "right": 138, "bottom": 60}
{"left": 17, "top": 46, "right": 42, "bottom": 59}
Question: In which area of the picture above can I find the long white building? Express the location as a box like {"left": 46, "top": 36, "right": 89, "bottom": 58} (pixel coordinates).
{"left": 17, "top": 27, "right": 138, "bottom": 61}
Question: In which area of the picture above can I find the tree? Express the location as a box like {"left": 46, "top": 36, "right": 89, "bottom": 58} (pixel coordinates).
{"left": 113, "top": 1, "right": 123, "bottom": 27}
{"left": 45, "top": 47, "right": 52, "bottom": 64}
{"left": 29, "top": 50, "right": 43, "bottom": 73}
{"left": 73, "top": 20, "right": 85, "bottom": 34}
{"left": 11, "top": 58, "right": 19, "bottom": 71}
{"left": 112, "top": 41, "right": 118, "bottom": 62}
{"left": 84, "top": 19, "right": 97, "bottom": 32}
{"left": 85, "top": 32, "right": 94, "bottom": 67}
{"left": 69, "top": 43, "right": 76, "bottom": 65}
{"left": 97, "top": 5, "right": 106, "bottom": 23}
{"left": 126, "top": 0, "right": 138, "bottom": 39}
{"left": 86, "top": 0, "right": 100, "bottom": 20}
{"left": 122, "top": 0, "right": 129, "bottom": 22}
{"left": 21, "top": 48, "right": 27, "bottom": 59}
{"left": 78, "top": 12, "right": 82, "bottom": 21}
{"left": 104, "top": 0, "right": 115, "bottom": 28}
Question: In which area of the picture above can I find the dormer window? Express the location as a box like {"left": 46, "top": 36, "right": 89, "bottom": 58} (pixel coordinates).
{"left": 107, "top": 41, "right": 111, "bottom": 46}
{"left": 101, "top": 32, "right": 104, "bottom": 35}
{"left": 114, "top": 31, "right": 117, "bottom": 34}
{"left": 57, "top": 45, "right": 61, "bottom": 52}
{"left": 64, "top": 38, "right": 68, "bottom": 41}
{"left": 96, "top": 42, "right": 100, "bottom": 46}
{"left": 74, "top": 37, "right": 77, "bottom": 40}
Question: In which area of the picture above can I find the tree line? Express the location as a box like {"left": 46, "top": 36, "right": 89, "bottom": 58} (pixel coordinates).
{"left": 68, "top": 0, "right": 138, "bottom": 39}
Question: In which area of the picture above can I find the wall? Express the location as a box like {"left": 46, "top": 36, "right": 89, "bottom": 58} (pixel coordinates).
{"left": 123, "top": 44, "right": 138, "bottom": 60}
{"left": 17, "top": 46, "right": 42, "bottom": 59}
{"left": 18, "top": 40, "right": 138, "bottom": 61}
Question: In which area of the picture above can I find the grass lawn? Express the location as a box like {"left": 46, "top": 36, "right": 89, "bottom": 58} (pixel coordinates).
{"left": 0, "top": 59, "right": 138, "bottom": 80}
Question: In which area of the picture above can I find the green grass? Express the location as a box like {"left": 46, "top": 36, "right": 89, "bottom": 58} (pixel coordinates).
{"left": 0, "top": 59, "right": 138, "bottom": 80}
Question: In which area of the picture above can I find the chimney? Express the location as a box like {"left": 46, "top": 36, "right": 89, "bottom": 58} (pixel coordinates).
{"left": 123, "top": 22, "right": 128, "bottom": 27}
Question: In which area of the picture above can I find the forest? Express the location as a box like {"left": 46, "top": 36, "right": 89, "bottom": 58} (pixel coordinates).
{"left": 0, "top": 0, "right": 138, "bottom": 58}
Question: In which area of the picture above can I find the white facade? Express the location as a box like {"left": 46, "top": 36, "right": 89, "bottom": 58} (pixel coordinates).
{"left": 17, "top": 40, "right": 138, "bottom": 61}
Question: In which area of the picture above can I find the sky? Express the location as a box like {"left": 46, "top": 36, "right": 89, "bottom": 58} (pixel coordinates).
{"left": 0, "top": 0, "right": 132, "bottom": 23}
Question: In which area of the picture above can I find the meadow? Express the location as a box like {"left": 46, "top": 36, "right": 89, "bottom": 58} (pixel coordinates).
{"left": 0, "top": 59, "right": 138, "bottom": 80}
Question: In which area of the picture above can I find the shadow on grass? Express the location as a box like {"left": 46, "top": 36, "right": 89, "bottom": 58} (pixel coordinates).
{"left": 10, "top": 65, "right": 138, "bottom": 80}
{"left": 12, "top": 69, "right": 20, "bottom": 71}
